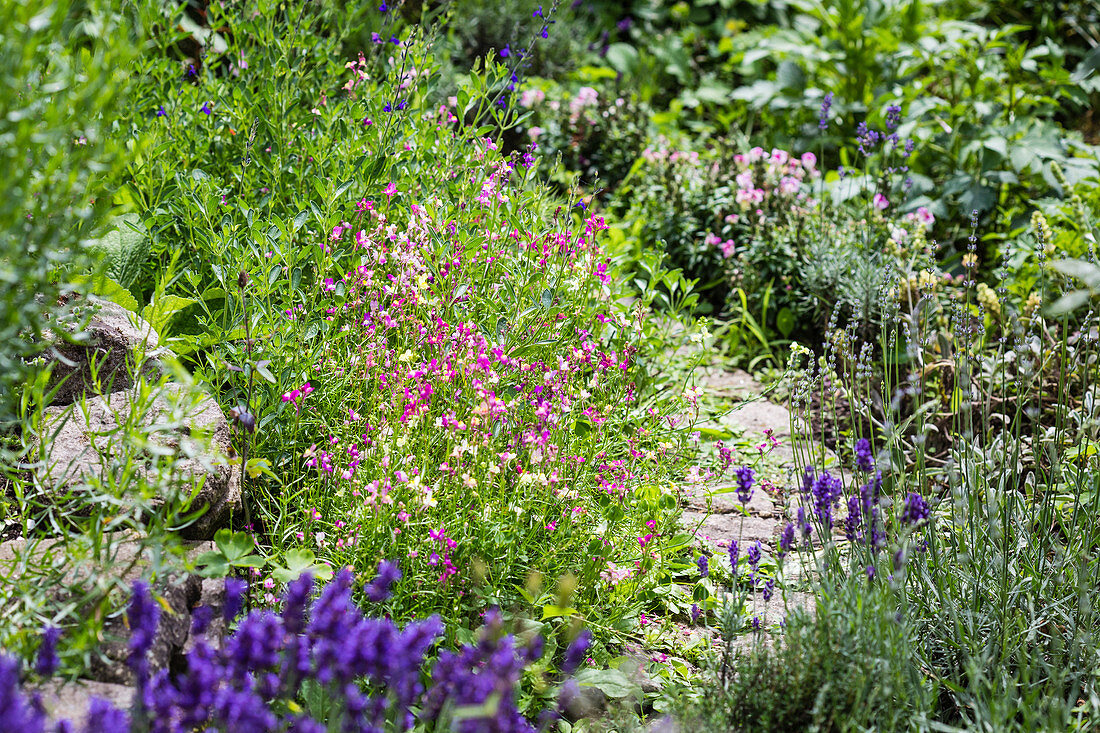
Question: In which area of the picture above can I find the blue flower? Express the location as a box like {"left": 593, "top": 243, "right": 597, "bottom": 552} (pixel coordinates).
{"left": 818, "top": 92, "right": 833, "bottom": 131}
{"left": 155, "top": 105, "right": 166, "bottom": 118}
{"left": 561, "top": 629, "right": 592, "bottom": 674}
{"left": 200, "top": 102, "right": 213, "bottom": 115}
{"left": 697, "top": 554, "right": 709, "bottom": 578}
{"left": 777, "top": 523, "right": 795, "bottom": 559}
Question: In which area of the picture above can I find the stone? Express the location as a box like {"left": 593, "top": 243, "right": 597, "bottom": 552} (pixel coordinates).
{"left": 45, "top": 297, "right": 166, "bottom": 406}
{"left": 720, "top": 398, "right": 793, "bottom": 439}
{"left": 685, "top": 484, "right": 777, "bottom": 517}
{"left": 646, "top": 716, "right": 682, "bottom": 733}
{"left": 681, "top": 511, "right": 776, "bottom": 550}
{"left": 36, "top": 384, "right": 241, "bottom": 540}
{"left": 561, "top": 682, "right": 608, "bottom": 721}
{"left": 34, "top": 679, "right": 133, "bottom": 727}
{"left": 697, "top": 367, "right": 762, "bottom": 400}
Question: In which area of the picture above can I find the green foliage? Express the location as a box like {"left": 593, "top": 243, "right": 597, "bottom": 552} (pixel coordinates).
{"left": 677, "top": 582, "right": 932, "bottom": 732}
{"left": 85, "top": 214, "right": 150, "bottom": 291}
{"left": 0, "top": 0, "right": 134, "bottom": 425}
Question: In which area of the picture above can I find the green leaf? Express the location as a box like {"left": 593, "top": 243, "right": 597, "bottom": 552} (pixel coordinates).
{"left": 142, "top": 294, "right": 197, "bottom": 335}
{"left": 77, "top": 274, "right": 139, "bottom": 312}
{"left": 541, "top": 604, "right": 579, "bottom": 620}
{"left": 270, "top": 548, "right": 333, "bottom": 583}
{"left": 1051, "top": 259, "right": 1100, "bottom": 290}
{"left": 776, "top": 307, "right": 796, "bottom": 337}
{"left": 1047, "top": 289, "right": 1091, "bottom": 316}
{"left": 574, "top": 668, "right": 639, "bottom": 699}
{"left": 292, "top": 209, "right": 309, "bottom": 233}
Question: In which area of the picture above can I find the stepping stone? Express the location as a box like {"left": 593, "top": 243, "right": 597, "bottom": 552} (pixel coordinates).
{"left": 685, "top": 484, "right": 778, "bottom": 517}
{"left": 681, "top": 511, "right": 777, "bottom": 550}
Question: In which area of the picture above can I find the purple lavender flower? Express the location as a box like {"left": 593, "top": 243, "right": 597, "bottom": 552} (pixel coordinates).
{"left": 810, "top": 470, "right": 843, "bottom": 525}
{"left": 85, "top": 697, "right": 128, "bottom": 731}
{"left": 282, "top": 573, "right": 314, "bottom": 635}
{"left": 854, "top": 438, "right": 874, "bottom": 472}
{"left": 797, "top": 506, "right": 813, "bottom": 543}
{"left": 224, "top": 577, "right": 247, "bottom": 624}
{"left": 885, "top": 104, "right": 902, "bottom": 130}
{"left": 696, "top": 554, "right": 709, "bottom": 578}
{"left": 762, "top": 579, "right": 775, "bottom": 602}
{"left": 127, "top": 581, "right": 159, "bottom": 683}
{"left": 0, "top": 655, "right": 45, "bottom": 732}
{"left": 728, "top": 540, "right": 739, "bottom": 573}
{"left": 901, "top": 492, "right": 931, "bottom": 526}
{"left": 735, "top": 465, "right": 755, "bottom": 505}
{"left": 364, "top": 559, "right": 402, "bottom": 602}
{"left": 800, "top": 466, "right": 815, "bottom": 498}
{"left": 561, "top": 629, "right": 592, "bottom": 675}
{"left": 35, "top": 626, "right": 60, "bottom": 677}
{"left": 747, "top": 541, "right": 762, "bottom": 572}
{"left": 845, "top": 495, "right": 862, "bottom": 543}
{"left": 818, "top": 92, "right": 833, "bottom": 131}
{"left": 777, "top": 523, "right": 795, "bottom": 559}
{"left": 191, "top": 606, "right": 213, "bottom": 636}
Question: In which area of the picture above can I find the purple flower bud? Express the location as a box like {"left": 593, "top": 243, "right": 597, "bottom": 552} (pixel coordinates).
{"left": 747, "top": 542, "right": 762, "bottom": 571}
{"left": 282, "top": 573, "right": 314, "bottom": 635}
{"left": 696, "top": 554, "right": 709, "bottom": 578}
{"left": 728, "top": 540, "right": 739, "bottom": 573}
{"left": 364, "top": 560, "right": 401, "bottom": 602}
{"left": 777, "top": 523, "right": 795, "bottom": 559}
{"left": 901, "top": 492, "right": 931, "bottom": 526}
{"left": 35, "top": 626, "right": 60, "bottom": 677}
{"left": 818, "top": 92, "right": 833, "bottom": 131}
{"left": 224, "top": 578, "right": 247, "bottom": 624}
{"left": 128, "top": 581, "right": 160, "bottom": 666}
{"left": 854, "top": 438, "right": 874, "bottom": 472}
{"left": 561, "top": 629, "right": 591, "bottom": 674}
{"left": 735, "top": 465, "right": 755, "bottom": 504}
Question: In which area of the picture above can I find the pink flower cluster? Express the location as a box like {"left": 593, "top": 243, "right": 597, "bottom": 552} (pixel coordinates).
{"left": 730, "top": 147, "right": 819, "bottom": 212}
{"left": 281, "top": 382, "right": 313, "bottom": 410}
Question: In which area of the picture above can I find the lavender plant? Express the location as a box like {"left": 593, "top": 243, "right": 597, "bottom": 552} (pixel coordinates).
{"left": 2, "top": 564, "right": 585, "bottom": 732}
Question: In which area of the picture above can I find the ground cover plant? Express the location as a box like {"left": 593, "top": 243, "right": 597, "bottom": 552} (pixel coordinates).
{"left": 7, "top": 0, "right": 1100, "bottom": 730}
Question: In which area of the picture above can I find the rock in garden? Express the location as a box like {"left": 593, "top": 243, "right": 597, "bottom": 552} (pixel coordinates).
{"left": 44, "top": 296, "right": 166, "bottom": 406}
{"left": 560, "top": 682, "right": 609, "bottom": 721}
{"left": 33, "top": 678, "right": 133, "bottom": 728}
{"left": 35, "top": 384, "right": 241, "bottom": 540}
